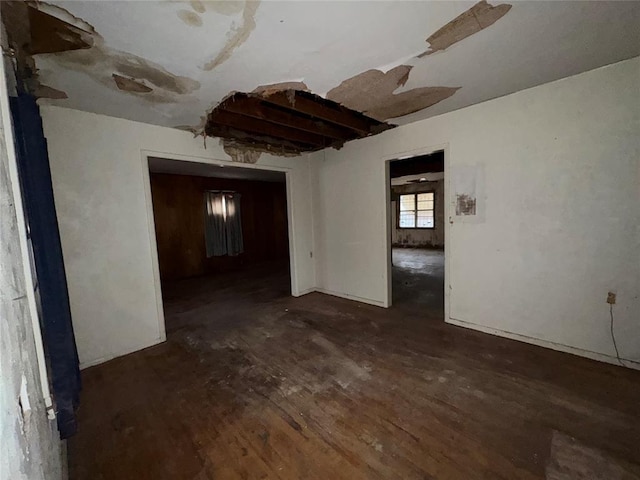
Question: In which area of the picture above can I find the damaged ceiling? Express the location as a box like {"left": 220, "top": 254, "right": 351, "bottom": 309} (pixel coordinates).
{"left": 205, "top": 87, "right": 393, "bottom": 155}
{"left": 4, "top": 0, "right": 640, "bottom": 154}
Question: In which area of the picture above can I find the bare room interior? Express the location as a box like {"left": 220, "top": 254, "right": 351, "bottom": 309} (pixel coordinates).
{"left": 389, "top": 151, "right": 445, "bottom": 312}
{"left": 1, "top": 1, "right": 639, "bottom": 479}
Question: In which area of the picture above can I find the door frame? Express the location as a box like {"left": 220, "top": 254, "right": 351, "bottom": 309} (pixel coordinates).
{"left": 382, "top": 143, "right": 450, "bottom": 319}
{"left": 139, "top": 150, "right": 298, "bottom": 342}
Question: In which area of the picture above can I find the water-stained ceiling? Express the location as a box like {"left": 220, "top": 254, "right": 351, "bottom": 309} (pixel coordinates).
{"left": 7, "top": 1, "right": 640, "bottom": 139}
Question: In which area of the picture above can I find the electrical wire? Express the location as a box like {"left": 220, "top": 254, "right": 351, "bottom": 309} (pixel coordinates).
{"left": 609, "top": 304, "right": 625, "bottom": 367}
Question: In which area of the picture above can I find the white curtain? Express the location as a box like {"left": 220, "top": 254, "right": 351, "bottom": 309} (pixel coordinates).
{"left": 204, "top": 192, "right": 243, "bottom": 257}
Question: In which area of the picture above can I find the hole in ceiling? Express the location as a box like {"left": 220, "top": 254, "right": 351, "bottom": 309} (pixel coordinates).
{"left": 205, "top": 89, "right": 395, "bottom": 155}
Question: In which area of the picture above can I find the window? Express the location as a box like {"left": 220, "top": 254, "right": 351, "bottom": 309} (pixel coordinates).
{"left": 398, "top": 192, "right": 435, "bottom": 229}
{"left": 204, "top": 191, "right": 244, "bottom": 257}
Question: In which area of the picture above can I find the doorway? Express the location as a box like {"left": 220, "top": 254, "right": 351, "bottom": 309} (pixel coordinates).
{"left": 388, "top": 151, "right": 445, "bottom": 313}
{"left": 145, "top": 157, "right": 292, "bottom": 335}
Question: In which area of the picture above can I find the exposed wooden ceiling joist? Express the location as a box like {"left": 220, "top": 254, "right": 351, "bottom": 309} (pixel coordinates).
{"left": 223, "top": 95, "right": 357, "bottom": 142}
{"left": 205, "top": 89, "right": 394, "bottom": 155}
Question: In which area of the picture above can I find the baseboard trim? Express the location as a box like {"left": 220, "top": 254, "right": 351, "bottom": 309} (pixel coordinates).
{"left": 292, "top": 287, "right": 316, "bottom": 297}
{"left": 79, "top": 336, "right": 166, "bottom": 370}
{"left": 446, "top": 317, "right": 640, "bottom": 370}
{"left": 314, "top": 288, "right": 387, "bottom": 308}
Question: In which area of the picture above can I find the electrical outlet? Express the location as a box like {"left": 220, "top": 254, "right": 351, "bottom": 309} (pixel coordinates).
{"left": 606, "top": 292, "right": 616, "bottom": 305}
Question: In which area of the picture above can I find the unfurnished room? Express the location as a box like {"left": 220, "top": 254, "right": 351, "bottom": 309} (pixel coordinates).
{"left": 1, "top": 1, "right": 639, "bottom": 479}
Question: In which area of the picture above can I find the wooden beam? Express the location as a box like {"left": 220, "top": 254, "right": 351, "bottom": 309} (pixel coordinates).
{"left": 221, "top": 95, "right": 357, "bottom": 141}
{"left": 205, "top": 124, "right": 316, "bottom": 154}
{"left": 207, "top": 110, "right": 328, "bottom": 147}
{"left": 257, "top": 91, "right": 387, "bottom": 136}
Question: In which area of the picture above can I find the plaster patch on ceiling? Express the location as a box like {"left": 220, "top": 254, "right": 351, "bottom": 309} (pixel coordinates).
{"left": 190, "top": 1, "right": 206, "bottom": 14}
{"left": 419, "top": 0, "right": 512, "bottom": 57}
{"left": 327, "top": 65, "right": 460, "bottom": 121}
{"left": 112, "top": 74, "right": 153, "bottom": 93}
{"left": 33, "top": 84, "right": 68, "bottom": 99}
{"left": 202, "top": 0, "right": 260, "bottom": 71}
{"left": 177, "top": 9, "right": 203, "bottom": 27}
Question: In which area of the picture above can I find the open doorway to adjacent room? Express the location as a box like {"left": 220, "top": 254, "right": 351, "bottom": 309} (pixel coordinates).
{"left": 146, "top": 157, "right": 291, "bottom": 336}
{"left": 388, "top": 150, "right": 445, "bottom": 313}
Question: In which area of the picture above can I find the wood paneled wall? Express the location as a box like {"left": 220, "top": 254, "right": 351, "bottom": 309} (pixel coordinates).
{"left": 150, "top": 173, "right": 289, "bottom": 281}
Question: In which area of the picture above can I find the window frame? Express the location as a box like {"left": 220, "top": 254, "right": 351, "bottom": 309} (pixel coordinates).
{"left": 396, "top": 191, "right": 436, "bottom": 230}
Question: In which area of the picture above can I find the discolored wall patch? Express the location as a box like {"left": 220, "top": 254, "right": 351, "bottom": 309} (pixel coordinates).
{"left": 202, "top": 0, "right": 260, "bottom": 71}
{"left": 327, "top": 65, "right": 459, "bottom": 121}
{"left": 420, "top": 0, "right": 512, "bottom": 57}
{"left": 455, "top": 194, "right": 477, "bottom": 216}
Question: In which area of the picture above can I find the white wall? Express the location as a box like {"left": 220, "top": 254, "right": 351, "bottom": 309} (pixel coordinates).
{"left": 41, "top": 106, "right": 316, "bottom": 368}
{"left": 311, "top": 57, "right": 640, "bottom": 366}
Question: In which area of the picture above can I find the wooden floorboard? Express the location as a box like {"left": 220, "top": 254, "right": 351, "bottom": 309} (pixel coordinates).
{"left": 69, "top": 262, "right": 640, "bottom": 479}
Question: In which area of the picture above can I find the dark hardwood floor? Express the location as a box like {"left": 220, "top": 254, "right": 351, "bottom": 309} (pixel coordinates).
{"left": 69, "top": 262, "right": 640, "bottom": 479}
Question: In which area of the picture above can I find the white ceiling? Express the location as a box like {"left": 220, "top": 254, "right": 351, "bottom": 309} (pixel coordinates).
{"left": 148, "top": 157, "right": 286, "bottom": 182}
{"left": 35, "top": 1, "right": 640, "bottom": 132}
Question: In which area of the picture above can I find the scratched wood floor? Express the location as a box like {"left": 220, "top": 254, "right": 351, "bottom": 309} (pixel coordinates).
{"left": 69, "top": 262, "right": 640, "bottom": 479}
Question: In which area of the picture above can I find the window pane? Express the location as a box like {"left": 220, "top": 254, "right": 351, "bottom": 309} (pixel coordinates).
{"left": 399, "top": 194, "right": 415, "bottom": 211}
{"left": 417, "top": 212, "right": 434, "bottom": 228}
{"left": 399, "top": 212, "right": 415, "bottom": 228}
{"left": 417, "top": 200, "right": 434, "bottom": 211}
{"left": 417, "top": 192, "right": 434, "bottom": 202}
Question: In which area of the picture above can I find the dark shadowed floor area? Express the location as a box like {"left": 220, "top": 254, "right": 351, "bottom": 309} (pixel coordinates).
{"left": 69, "top": 261, "right": 640, "bottom": 479}
{"left": 392, "top": 247, "right": 444, "bottom": 311}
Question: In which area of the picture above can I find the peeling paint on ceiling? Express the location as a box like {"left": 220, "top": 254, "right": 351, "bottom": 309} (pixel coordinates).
{"left": 3, "top": 1, "right": 200, "bottom": 104}
{"left": 112, "top": 74, "right": 153, "bottom": 93}
{"left": 327, "top": 65, "right": 460, "bottom": 121}
{"left": 33, "top": 84, "right": 68, "bottom": 99}
{"left": 419, "top": 1, "right": 512, "bottom": 57}
{"left": 13, "top": 0, "right": 640, "bottom": 135}
{"left": 48, "top": 36, "right": 200, "bottom": 103}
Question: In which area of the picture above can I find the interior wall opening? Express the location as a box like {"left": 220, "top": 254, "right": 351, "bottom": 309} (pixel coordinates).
{"left": 147, "top": 157, "right": 291, "bottom": 337}
{"left": 388, "top": 150, "right": 445, "bottom": 314}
